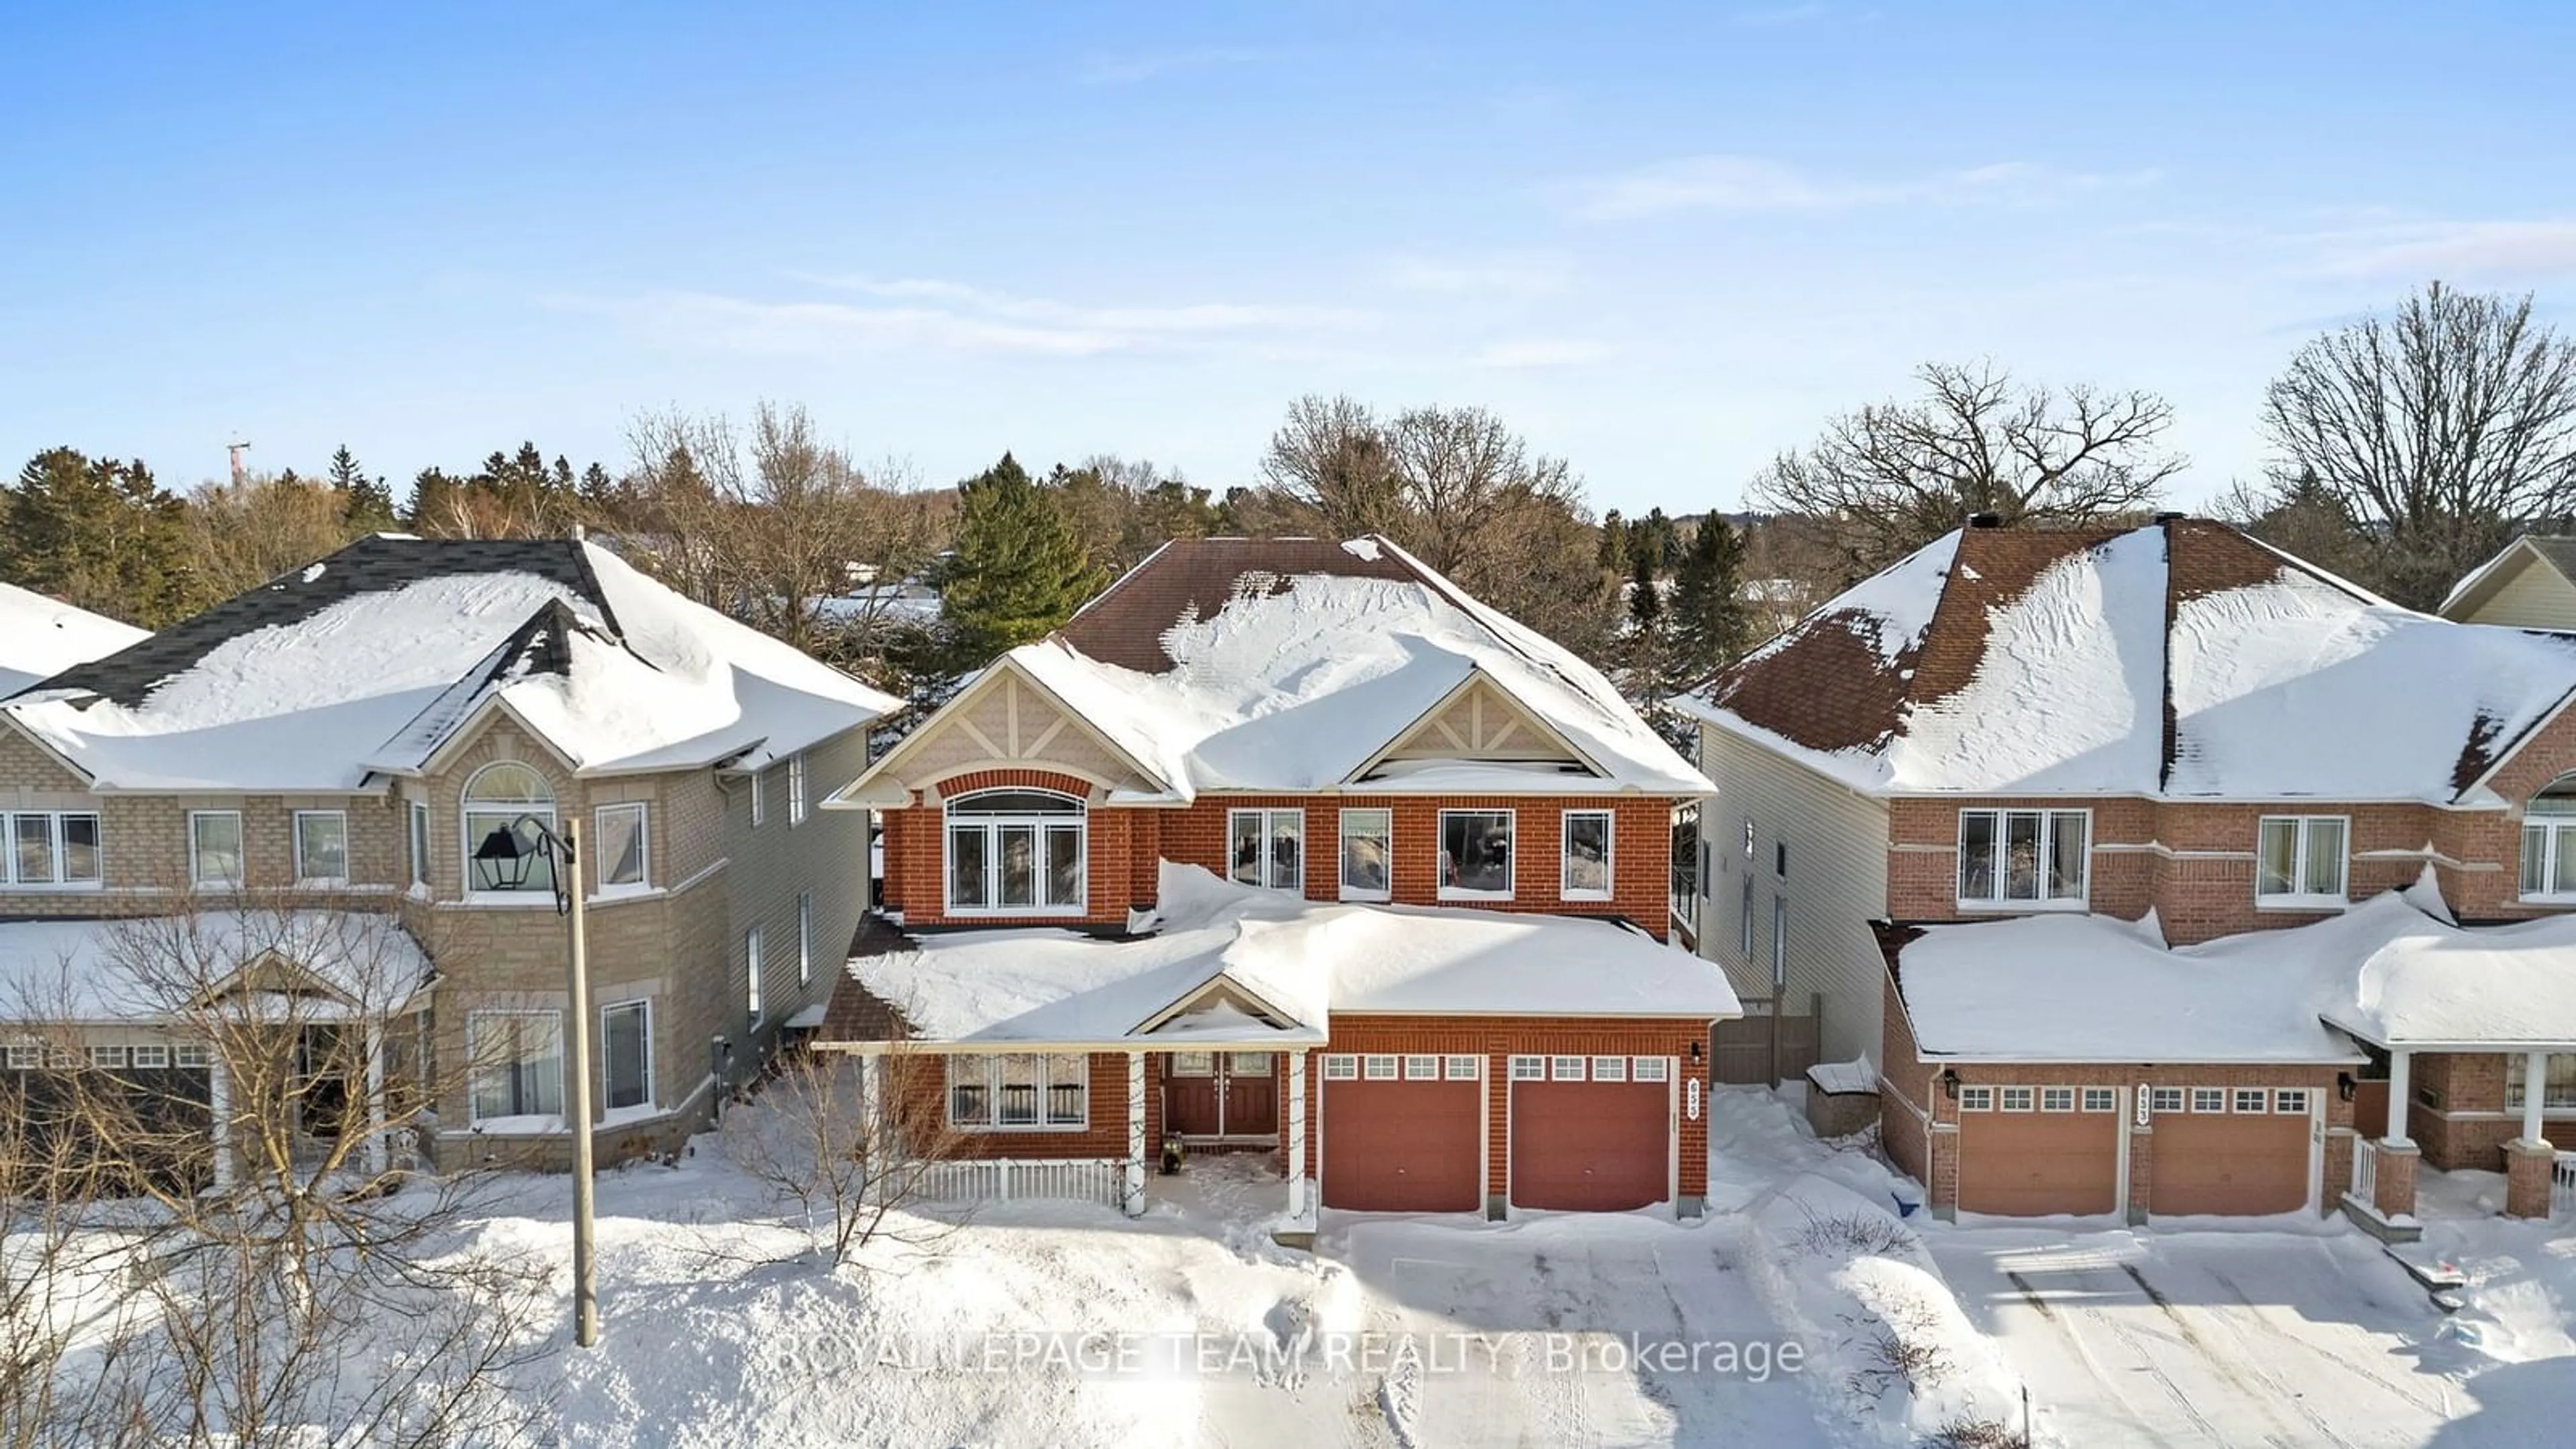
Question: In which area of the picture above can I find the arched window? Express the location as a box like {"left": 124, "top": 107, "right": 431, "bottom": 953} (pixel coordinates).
{"left": 464, "top": 761, "right": 557, "bottom": 896}
{"left": 2526, "top": 774, "right": 2576, "bottom": 902}
{"left": 945, "top": 788, "right": 1084, "bottom": 914}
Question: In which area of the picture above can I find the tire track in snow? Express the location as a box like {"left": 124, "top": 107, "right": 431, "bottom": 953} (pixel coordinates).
{"left": 2201, "top": 1267, "right": 2452, "bottom": 1424}
{"left": 2124, "top": 1264, "right": 2353, "bottom": 1449}
{"left": 2007, "top": 1267, "right": 2232, "bottom": 1445}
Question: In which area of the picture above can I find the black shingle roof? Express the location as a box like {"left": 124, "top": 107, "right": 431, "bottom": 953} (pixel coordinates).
{"left": 39, "top": 536, "right": 609, "bottom": 706}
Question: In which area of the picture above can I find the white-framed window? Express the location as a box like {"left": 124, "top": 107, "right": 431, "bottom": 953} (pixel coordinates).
{"left": 1561, "top": 810, "right": 1613, "bottom": 901}
{"left": 1, "top": 810, "right": 102, "bottom": 890}
{"left": 1338, "top": 808, "right": 1391, "bottom": 901}
{"left": 745, "top": 926, "right": 765, "bottom": 1029}
{"left": 1439, "top": 810, "right": 1514, "bottom": 899}
{"left": 1998, "top": 1086, "right": 2035, "bottom": 1112}
{"left": 131, "top": 1043, "right": 169, "bottom": 1069}
{"left": 5, "top": 1043, "right": 38, "bottom": 1070}
{"left": 468, "top": 1010, "right": 564, "bottom": 1124}
{"left": 2506, "top": 1053, "right": 2576, "bottom": 1111}
{"left": 2082, "top": 1087, "right": 2117, "bottom": 1113}
{"left": 594, "top": 802, "right": 649, "bottom": 892}
{"left": 44, "top": 1046, "right": 75, "bottom": 1069}
{"left": 1323, "top": 1055, "right": 1358, "bottom": 1080}
{"left": 2190, "top": 1087, "right": 2226, "bottom": 1113}
{"left": 174, "top": 1043, "right": 211, "bottom": 1069}
{"left": 751, "top": 768, "right": 767, "bottom": 828}
{"left": 1633, "top": 1057, "right": 1670, "bottom": 1083}
{"left": 2257, "top": 815, "right": 2349, "bottom": 906}
{"left": 291, "top": 809, "right": 349, "bottom": 885}
{"left": 408, "top": 801, "right": 431, "bottom": 890}
{"left": 2525, "top": 776, "right": 2576, "bottom": 902}
{"left": 788, "top": 754, "right": 808, "bottom": 826}
{"left": 2040, "top": 1085, "right": 2075, "bottom": 1112}
{"left": 2232, "top": 1087, "right": 2267, "bottom": 1114}
{"left": 1444, "top": 1055, "right": 1480, "bottom": 1081}
{"left": 1960, "top": 1085, "right": 1995, "bottom": 1112}
{"left": 88, "top": 1044, "right": 127, "bottom": 1069}
{"left": 1591, "top": 1055, "right": 1627, "bottom": 1082}
{"left": 2149, "top": 1086, "right": 2185, "bottom": 1114}
{"left": 2273, "top": 1088, "right": 2312, "bottom": 1115}
{"left": 1550, "top": 1054, "right": 1587, "bottom": 1081}
{"left": 1509, "top": 1055, "right": 1546, "bottom": 1081}
{"left": 190, "top": 810, "right": 244, "bottom": 889}
{"left": 946, "top": 789, "right": 1085, "bottom": 915}
{"left": 797, "top": 891, "right": 814, "bottom": 985}
{"left": 1363, "top": 1054, "right": 1399, "bottom": 1081}
{"left": 602, "top": 999, "right": 653, "bottom": 1112}
{"left": 1229, "top": 808, "right": 1305, "bottom": 892}
{"left": 1956, "top": 808, "right": 2090, "bottom": 908}
{"left": 1737, "top": 871, "right": 1756, "bottom": 958}
{"left": 462, "top": 761, "right": 556, "bottom": 899}
{"left": 1403, "top": 1054, "right": 1440, "bottom": 1081}
{"left": 947, "top": 1053, "right": 1087, "bottom": 1130}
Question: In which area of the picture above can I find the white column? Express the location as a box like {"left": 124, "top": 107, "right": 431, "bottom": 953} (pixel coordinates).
{"left": 2385, "top": 1049, "right": 2412, "bottom": 1148}
{"left": 363, "top": 1026, "right": 388, "bottom": 1177}
{"left": 1124, "top": 1052, "right": 1146, "bottom": 1218}
{"left": 2524, "top": 1051, "right": 2549, "bottom": 1144}
{"left": 208, "top": 1053, "right": 235, "bottom": 1193}
{"left": 1285, "top": 1049, "right": 1308, "bottom": 1218}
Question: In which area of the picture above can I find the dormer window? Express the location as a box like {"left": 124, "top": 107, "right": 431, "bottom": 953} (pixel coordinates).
{"left": 947, "top": 789, "right": 1085, "bottom": 914}
{"left": 2526, "top": 776, "right": 2576, "bottom": 903}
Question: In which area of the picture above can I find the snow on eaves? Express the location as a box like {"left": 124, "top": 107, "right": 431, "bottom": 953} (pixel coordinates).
{"left": 0, "top": 910, "right": 430, "bottom": 1022}
{"left": 0, "top": 582, "right": 150, "bottom": 700}
{"left": 845, "top": 863, "right": 1741, "bottom": 1046}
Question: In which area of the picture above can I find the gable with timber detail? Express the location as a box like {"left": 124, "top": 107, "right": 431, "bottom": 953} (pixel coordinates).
{"left": 1375, "top": 678, "right": 1586, "bottom": 769}
{"left": 880, "top": 667, "right": 1160, "bottom": 796}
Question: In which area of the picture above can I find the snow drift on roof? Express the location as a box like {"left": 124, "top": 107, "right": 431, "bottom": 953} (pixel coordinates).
{"left": 0, "top": 582, "right": 148, "bottom": 699}
{"left": 0, "top": 911, "right": 429, "bottom": 1022}
{"left": 839, "top": 862, "right": 1740, "bottom": 1045}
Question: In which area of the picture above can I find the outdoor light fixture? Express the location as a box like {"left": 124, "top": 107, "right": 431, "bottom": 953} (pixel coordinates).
{"left": 1939, "top": 1068, "right": 1961, "bottom": 1100}
{"left": 1688, "top": 1040, "right": 1703, "bottom": 1063}
{"left": 2337, "top": 1071, "right": 2357, "bottom": 1104}
{"left": 472, "top": 824, "right": 539, "bottom": 892}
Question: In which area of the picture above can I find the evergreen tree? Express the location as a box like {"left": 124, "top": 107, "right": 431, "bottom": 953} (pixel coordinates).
{"left": 1670, "top": 511, "right": 1756, "bottom": 680}
{"left": 1597, "top": 509, "right": 1628, "bottom": 575}
{"left": 329, "top": 445, "right": 398, "bottom": 533}
{"left": 942, "top": 453, "right": 1106, "bottom": 657}
{"left": 1626, "top": 547, "right": 1661, "bottom": 632}
{"left": 3, "top": 447, "right": 202, "bottom": 625}
{"left": 406, "top": 466, "right": 465, "bottom": 533}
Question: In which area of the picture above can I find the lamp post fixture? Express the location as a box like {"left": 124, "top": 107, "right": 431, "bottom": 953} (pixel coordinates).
{"left": 471, "top": 812, "right": 599, "bottom": 1349}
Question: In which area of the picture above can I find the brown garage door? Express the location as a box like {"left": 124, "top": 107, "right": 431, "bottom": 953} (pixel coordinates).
{"left": 1509, "top": 1056, "right": 1670, "bottom": 1212}
{"left": 2151, "top": 1087, "right": 2313, "bottom": 1216}
{"left": 1320, "top": 1059, "right": 1481, "bottom": 1212}
{"left": 1957, "top": 1088, "right": 2121, "bottom": 1216}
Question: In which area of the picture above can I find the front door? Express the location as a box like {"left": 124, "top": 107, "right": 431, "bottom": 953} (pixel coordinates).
{"left": 1165, "top": 1052, "right": 1280, "bottom": 1138}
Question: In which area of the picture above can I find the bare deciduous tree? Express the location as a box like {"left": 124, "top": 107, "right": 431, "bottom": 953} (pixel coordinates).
{"left": 2261, "top": 282, "right": 2576, "bottom": 609}
{"left": 717, "top": 1042, "right": 964, "bottom": 1268}
{"left": 187, "top": 472, "right": 360, "bottom": 598}
{"left": 1751, "top": 360, "right": 2184, "bottom": 582}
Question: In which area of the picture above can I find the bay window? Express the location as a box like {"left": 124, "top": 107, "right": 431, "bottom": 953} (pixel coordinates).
{"left": 947, "top": 1053, "right": 1087, "bottom": 1130}
{"left": 1229, "top": 808, "right": 1304, "bottom": 892}
{"left": 595, "top": 802, "right": 649, "bottom": 892}
{"left": 602, "top": 1000, "right": 652, "bottom": 1112}
{"left": 2526, "top": 777, "right": 2576, "bottom": 902}
{"left": 945, "top": 789, "right": 1085, "bottom": 914}
{"left": 1957, "top": 808, "right": 2088, "bottom": 908}
{"left": 1338, "top": 808, "right": 1391, "bottom": 900}
{"left": 1561, "top": 809, "right": 1613, "bottom": 900}
{"left": 1440, "top": 809, "right": 1514, "bottom": 898}
{"left": 5, "top": 810, "right": 101, "bottom": 888}
{"left": 2257, "top": 815, "right": 2347, "bottom": 906}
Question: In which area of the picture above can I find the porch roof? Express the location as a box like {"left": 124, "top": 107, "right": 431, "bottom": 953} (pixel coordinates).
{"left": 821, "top": 861, "right": 1740, "bottom": 1051}
{"left": 0, "top": 911, "right": 431, "bottom": 1024}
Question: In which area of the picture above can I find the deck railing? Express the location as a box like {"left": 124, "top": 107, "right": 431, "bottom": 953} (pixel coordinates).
{"left": 2553, "top": 1151, "right": 2576, "bottom": 1220}
{"left": 2352, "top": 1137, "right": 2380, "bottom": 1205}
{"left": 913, "top": 1157, "right": 1128, "bottom": 1209}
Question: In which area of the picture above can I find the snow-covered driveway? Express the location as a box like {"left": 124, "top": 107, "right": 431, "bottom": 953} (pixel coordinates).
{"left": 1929, "top": 1226, "right": 2473, "bottom": 1448}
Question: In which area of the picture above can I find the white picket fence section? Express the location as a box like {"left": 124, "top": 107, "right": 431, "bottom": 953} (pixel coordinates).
{"left": 2553, "top": 1151, "right": 2576, "bottom": 1220}
{"left": 914, "top": 1157, "right": 1128, "bottom": 1208}
{"left": 2351, "top": 1138, "right": 2380, "bottom": 1205}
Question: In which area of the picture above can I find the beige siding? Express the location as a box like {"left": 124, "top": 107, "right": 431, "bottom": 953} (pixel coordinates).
{"left": 1379, "top": 680, "right": 1582, "bottom": 766}
{"left": 2462, "top": 557, "right": 2576, "bottom": 631}
{"left": 722, "top": 727, "right": 873, "bottom": 1076}
{"left": 1697, "top": 722, "right": 1890, "bottom": 1067}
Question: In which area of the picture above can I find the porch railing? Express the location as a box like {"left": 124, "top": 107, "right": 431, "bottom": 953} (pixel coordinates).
{"left": 2553, "top": 1151, "right": 2576, "bottom": 1220}
{"left": 913, "top": 1157, "right": 1128, "bottom": 1209}
{"left": 2352, "top": 1138, "right": 2380, "bottom": 1205}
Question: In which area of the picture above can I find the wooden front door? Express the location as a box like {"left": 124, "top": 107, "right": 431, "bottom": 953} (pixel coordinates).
{"left": 1164, "top": 1051, "right": 1279, "bottom": 1137}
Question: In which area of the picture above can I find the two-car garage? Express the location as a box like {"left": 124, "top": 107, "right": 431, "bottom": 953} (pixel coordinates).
{"left": 1316, "top": 1050, "right": 1678, "bottom": 1215}
{"left": 1951, "top": 1081, "right": 2320, "bottom": 1218}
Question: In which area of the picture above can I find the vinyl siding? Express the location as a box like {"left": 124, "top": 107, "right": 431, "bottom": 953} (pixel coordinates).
{"left": 2464, "top": 558, "right": 2576, "bottom": 631}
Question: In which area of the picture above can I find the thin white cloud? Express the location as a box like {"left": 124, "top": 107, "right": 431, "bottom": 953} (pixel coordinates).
{"left": 1470, "top": 339, "right": 1610, "bottom": 368}
{"left": 799, "top": 274, "right": 1371, "bottom": 334}
{"left": 1563, "top": 154, "right": 2161, "bottom": 221}
{"left": 2314, "top": 220, "right": 2576, "bottom": 279}
{"left": 1076, "top": 46, "right": 1265, "bottom": 86}
{"left": 1381, "top": 251, "right": 1572, "bottom": 296}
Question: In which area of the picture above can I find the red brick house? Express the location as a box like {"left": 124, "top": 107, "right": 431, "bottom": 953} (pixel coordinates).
{"left": 1670, "top": 515, "right": 2576, "bottom": 1232}
{"left": 814, "top": 537, "right": 1735, "bottom": 1222}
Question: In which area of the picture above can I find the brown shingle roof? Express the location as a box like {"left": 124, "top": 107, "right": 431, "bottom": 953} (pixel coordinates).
{"left": 817, "top": 914, "right": 920, "bottom": 1045}
{"left": 1054, "top": 537, "right": 1424, "bottom": 672}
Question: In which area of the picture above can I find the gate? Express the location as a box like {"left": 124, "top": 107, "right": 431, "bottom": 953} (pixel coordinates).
{"left": 1711, "top": 992, "right": 1821, "bottom": 1085}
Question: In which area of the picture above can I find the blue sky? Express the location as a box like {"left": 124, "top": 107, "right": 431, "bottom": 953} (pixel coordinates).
{"left": 5, "top": 2, "right": 2573, "bottom": 515}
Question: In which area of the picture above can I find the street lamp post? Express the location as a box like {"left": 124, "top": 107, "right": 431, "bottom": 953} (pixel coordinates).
{"left": 472, "top": 812, "right": 599, "bottom": 1348}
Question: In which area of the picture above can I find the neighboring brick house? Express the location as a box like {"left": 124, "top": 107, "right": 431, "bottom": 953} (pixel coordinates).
{"left": 816, "top": 537, "right": 1737, "bottom": 1222}
{"left": 1670, "top": 515, "right": 2576, "bottom": 1230}
{"left": 2440, "top": 535, "right": 2576, "bottom": 629}
{"left": 0, "top": 535, "right": 898, "bottom": 1175}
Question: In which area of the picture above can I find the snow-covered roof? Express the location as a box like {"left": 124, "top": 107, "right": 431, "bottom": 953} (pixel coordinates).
{"left": 0, "top": 910, "right": 430, "bottom": 1022}
{"left": 1893, "top": 883, "right": 2576, "bottom": 1062}
{"left": 828, "top": 863, "right": 1740, "bottom": 1048}
{"left": 930, "top": 536, "right": 1708, "bottom": 800}
{"left": 1672, "top": 519, "right": 2576, "bottom": 803}
{"left": 3, "top": 537, "right": 900, "bottom": 791}
{"left": 0, "top": 582, "right": 148, "bottom": 698}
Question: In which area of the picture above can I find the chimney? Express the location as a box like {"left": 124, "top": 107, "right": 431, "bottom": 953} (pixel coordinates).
{"left": 1966, "top": 512, "right": 2002, "bottom": 529}
{"left": 2153, "top": 511, "right": 2186, "bottom": 525}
